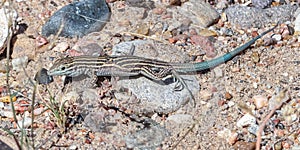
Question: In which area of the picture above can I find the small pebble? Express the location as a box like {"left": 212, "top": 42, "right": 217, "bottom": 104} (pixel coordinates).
{"left": 18, "top": 117, "right": 32, "bottom": 129}
{"left": 11, "top": 56, "right": 29, "bottom": 72}
{"left": 136, "top": 23, "right": 149, "bottom": 35}
{"left": 282, "top": 72, "right": 288, "bottom": 77}
{"left": 263, "top": 37, "right": 277, "bottom": 46}
{"left": 0, "top": 59, "right": 7, "bottom": 73}
{"left": 227, "top": 101, "right": 235, "bottom": 107}
{"left": 274, "top": 129, "right": 285, "bottom": 137}
{"left": 251, "top": 52, "right": 260, "bottom": 63}
{"left": 233, "top": 141, "right": 256, "bottom": 150}
{"left": 291, "top": 114, "right": 298, "bottom": 122}
{"left": 166, "top": 114, "right": 193, "bottom": 124}
{"left": 281, "top": 25, "right": 293, "bottom": 38}
{"left": 217, "top": 128, "right": 238, "bottom": 145}
{"left": 225, "top": 92, "right": 232, "bottom": 100}
{"left": 274, "top": 142, "right": 282, "bottom": 150}
{"left": 272, "top": 34, "right": 282, "bottom": 41}
{"left": 2, "top": 110, "right": 14, "bottom": 118}
{"left": 152, "top": 7, "right": 165, "bottom": 15}
{"left": 69, "top": 145, "right": 77, "bottom": 150}
{"left": 77, "top": 43, "right": 103, "bottom": 56}
{"left": 218, "top": 99, "right": 226, "bottom": 106}
{"left": 219, "top": 27, "right": 233, "bottom": 36}
{"left": 35, "top": 35, "right": 48, "bottom": 47}
{"left": 199, "top": 90, "right": 213, "bottom": 101}
{"left": 294, "top": 12, "right": 300, "bottom": 35}
{"left": 247, "top": 124, "right": 259, "bottom": 135}
{"left": 52, "top": 42, "right": 69, "bottom": 52}
{"left": 180, "top": 0, "right": 219, "bottom": 28}
{"left": 253, "top": 95, "right": 268, "bottom": 109}
{"left": 269, "top": 90, "right": 288, "bottom": 110}
{"left": 236, "top": 113, "right": 256, "bottom": 128}
{"left": 282, "top": 141, "right": 291, "bottom": 149}
{"left": 266, "top": 84, "right": 272, "bottom": 89}
{"left": 214, "top": 67, "right": 223, "bottom": 78}
{"left": 253, "top": 82, "right": 258, "bottom": 89}
{"left": 0, "top": 102, "right": 4, "bottom": 108}
{"left": 231, "top": 67, "right": 240, "bottom": 72}
{"left": 33, "top": 107, "right": 46, "bottom": 116}
{"left": 228, "top": 132, "right": 238, "bottom": 145}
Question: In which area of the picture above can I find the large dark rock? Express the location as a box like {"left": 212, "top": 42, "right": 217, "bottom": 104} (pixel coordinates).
{"left": 42, "top": 0, "right": 110, "bottom": 38}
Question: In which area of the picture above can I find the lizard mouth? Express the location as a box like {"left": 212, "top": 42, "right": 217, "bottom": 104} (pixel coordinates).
{"left": 47, "top": 69, "right": 57, "bottom": 76}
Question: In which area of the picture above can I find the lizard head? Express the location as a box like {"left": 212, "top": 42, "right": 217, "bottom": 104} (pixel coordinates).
{"left": 47, "top": 57, "right": 75, "bottom": 77}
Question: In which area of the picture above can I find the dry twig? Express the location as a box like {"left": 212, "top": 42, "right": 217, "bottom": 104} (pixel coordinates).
{"left": 256, "top": 89, "right": 289, "bottom": 150}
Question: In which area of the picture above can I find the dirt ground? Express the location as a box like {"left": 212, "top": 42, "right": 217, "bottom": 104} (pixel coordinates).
{"left": 0, "top": 0, "right": 299, "bottom": 150}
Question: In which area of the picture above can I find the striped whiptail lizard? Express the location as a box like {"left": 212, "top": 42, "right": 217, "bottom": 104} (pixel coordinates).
{"left": 47, "top": 24, "right": 277, "bottom": 106}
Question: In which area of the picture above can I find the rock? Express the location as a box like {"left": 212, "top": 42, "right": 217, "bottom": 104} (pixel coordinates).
{"left": 112, "top": 40, "right": 200, "bottom": 114}
{"left": 125, "top": 125, "right": 169, "bottom": 149}
{"left": 180, "top": 0, "right": 219, "bottom": 28}
{"left": 42, "top": 0, "right": 111, "bottom": 38}
{"left": 225, "top": 5, "right": 297, "bottom": 29}
{"left": 0, "top": 1, "right": 18, "bottom": 55}
{"left": 0, "top": 135, "right": 19, "bottom": 150}
{"left": 11, "top": 34, "right": 36, "bottom": 60}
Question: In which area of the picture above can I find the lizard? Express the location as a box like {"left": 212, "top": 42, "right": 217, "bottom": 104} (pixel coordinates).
{"left": 47, "top": 24, "right": 277, "bottom": 106}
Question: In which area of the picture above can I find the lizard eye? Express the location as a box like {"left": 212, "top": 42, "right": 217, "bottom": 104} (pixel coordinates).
{"left": 61, "top": 66, "right": 66, "bottom": 71}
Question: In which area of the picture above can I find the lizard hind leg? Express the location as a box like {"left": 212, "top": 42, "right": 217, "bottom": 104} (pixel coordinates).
{"left": 173, "top": 77, "right": 184, "bottom": 91}
{"left": 171, "top": 70, "right": 196, "bottom": 107}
